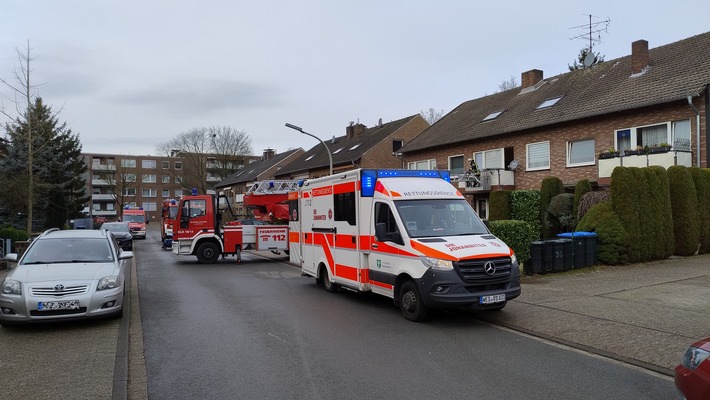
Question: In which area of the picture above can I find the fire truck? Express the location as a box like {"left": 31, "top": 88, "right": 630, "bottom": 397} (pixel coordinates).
{"left": 244, "top": 180, "right": 299, "bottom": 223}
{"left": 287, "top": 169, "right": 521, "bottom": 321}
{"left": 160, "top": 199, "right": 179, "bottom": 250}
{"left": 122, "top": 207, "right": 147, "bottom": 239}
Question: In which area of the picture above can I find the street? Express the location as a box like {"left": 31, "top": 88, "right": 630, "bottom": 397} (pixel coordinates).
{"left": 0, "top": 226, "right": 680, "bottom": 399}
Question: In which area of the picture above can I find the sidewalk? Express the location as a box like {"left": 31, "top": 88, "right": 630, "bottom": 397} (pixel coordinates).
{"left": 478, "top": 254, "right": 710, "bottom": 376}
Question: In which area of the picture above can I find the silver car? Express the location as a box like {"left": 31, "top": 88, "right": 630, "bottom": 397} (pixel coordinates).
{"left": 0, "top": 228, "right": 133, "bottom": 327}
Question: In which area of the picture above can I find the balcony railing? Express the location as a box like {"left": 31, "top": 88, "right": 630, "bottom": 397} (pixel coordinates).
{"left": 91, "top": 210, "right": 117, "bottom": 216}
{"left": 91, "top": 194, "right": 116, "bottom": 201}
{"left": 454, "top": 169, "right": 515, "bottom": 192}
{"left": 91, "top": 164, "right": 116, "bottom": 171}
{"left": 598, "top": 149, "right": 692, "bottom": 178}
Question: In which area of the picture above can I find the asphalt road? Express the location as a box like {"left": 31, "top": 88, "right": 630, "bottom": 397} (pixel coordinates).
{"left": 135, "top": 230, "right": 677, "bottom": 400}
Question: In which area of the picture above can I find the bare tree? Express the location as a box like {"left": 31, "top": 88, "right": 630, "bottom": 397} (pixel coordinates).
{"left": 496, "top": 75, "right": 519, "bottom": 92}
{"left": 155, "top": 126, "right": 253, "bottom": 194}
{"left": 420, "top": 108, "right": 445, "bottom": 124}
{"left": 102, "top": 163, "right": 137, "bottom": 217}
{"left": 0, "top": 42, "right": 39, "bottom": 233}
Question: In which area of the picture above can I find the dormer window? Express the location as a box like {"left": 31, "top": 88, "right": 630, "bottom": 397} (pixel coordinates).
{"left": 536, "top": 96, "right": 562, "bottom": 109}
{"left": 482, "top": 110, "right": 504, "bottom": 122}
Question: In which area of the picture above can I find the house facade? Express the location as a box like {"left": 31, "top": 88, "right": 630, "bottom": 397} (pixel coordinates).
{"left": 399, "top": 32, "right": 710, "bottom": 219}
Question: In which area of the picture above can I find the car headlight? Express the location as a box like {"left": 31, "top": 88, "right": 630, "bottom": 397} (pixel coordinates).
{"left": 510, "top": 252, "right": 518, "bottom": 265}
{"left": 2, "top": 279, "right": 21, "bottom": 295}
{"left": 97, "top": 275, "right": 119, "bottom": 291}
{"left": 681, "top": 345, "right": 710, "bottom": 370}
{"left": 421, "top": 257, "right": 454, "bottom": 271}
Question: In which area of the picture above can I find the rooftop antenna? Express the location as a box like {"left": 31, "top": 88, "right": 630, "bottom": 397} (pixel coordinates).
{"left": 568, "top": 14, "right": 610, "bottom": 61}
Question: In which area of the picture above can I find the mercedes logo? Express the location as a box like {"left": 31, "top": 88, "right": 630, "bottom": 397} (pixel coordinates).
{"left": 484, "top": 261, "right": 496, "bottom": 275}
{"left": 54, "top": 284, "right": 65, "bottom": 291}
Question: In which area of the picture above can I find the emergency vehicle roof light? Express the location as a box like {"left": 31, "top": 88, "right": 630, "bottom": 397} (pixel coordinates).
{"left": 360, "top": 169, "right": 451, "bottom": 197}
{"left": 170, "top": 199, "right": 177, "bottom": 205}
{"left": 298, "top": 179, "right": 305, "bottom": 187}
{"left": 269, "top": 181, "right": 275, "bottom": 189}
{"left": 192, "top": 188, "right": 198, "bottom": 195}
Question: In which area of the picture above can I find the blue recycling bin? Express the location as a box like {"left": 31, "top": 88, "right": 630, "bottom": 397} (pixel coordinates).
{"left": 557, "top": 232, "right": 598, "bottom": 268}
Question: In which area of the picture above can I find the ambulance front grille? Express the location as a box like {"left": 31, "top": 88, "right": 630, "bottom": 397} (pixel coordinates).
{"left": 455, "top": 257, "right": 512, "bottom": 283}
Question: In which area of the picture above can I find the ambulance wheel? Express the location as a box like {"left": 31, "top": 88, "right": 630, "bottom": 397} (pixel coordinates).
{"left": 320, "top": 266, "right": 339, "bottom": 293}
{"left": 196, "top": 242, "right": 219, "bottom": 264}
{"left": 399, "top": 280, "right": 429, "bottom": 322}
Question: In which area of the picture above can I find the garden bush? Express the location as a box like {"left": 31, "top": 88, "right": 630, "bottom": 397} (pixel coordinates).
{"left": 488, "top": 190, "right": 511, "bottom": 221}
{"left": 611, "top": 167, "right": 642, "bottom": 262}
{"left": 488, "top": 219, "right": 537, "bottom": 265}
{"left": 690, "top": 167, "right": 710, "bottom": 254}
{"left": 573, "top": 179, "right": 592, "bottom": 223}
{"left": 648, "top": 166, "right": 674, "bottom": 258}
{"left": 0, "top": 226, "right": 30, "bottom": 244}
{"left": 576, "top": 202, "right": 627, "bottom": 264}
{"left": 576, "top": 190, "right": 610, "bottom": 222}
{"left": 668, "top": 165, "right": 699, "bottom": 256}
{"left": 540, "top": 176, "right": 564, "bottom": 239}
{"left": 510, "top": 190, "right": 541, "bottom": 240}
{"left": 547, "top": 193, "right": 575, "bottom": 234}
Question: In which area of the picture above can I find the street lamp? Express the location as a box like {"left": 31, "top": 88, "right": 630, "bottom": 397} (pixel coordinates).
{"left": 285, "top": 123, "right": 333, "bottom": 175}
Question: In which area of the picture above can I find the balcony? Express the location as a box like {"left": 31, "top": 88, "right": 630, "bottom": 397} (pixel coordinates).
{"left": 454, "top": 169, "right": 515, "bottom": 193}
{"left": 91, "top": 194, "right": 116, "bottom": 201}
{"left": 598, "top": 150, "right": 692, "bottom": 179}
{"left": 91, "top": 179, "right": 114, "bottom": 186}
{"left": 91, "top": 210, "right": 117, "bottom": 217}
{"left": 91, "top": 164, "right": 116, "bottom": 171}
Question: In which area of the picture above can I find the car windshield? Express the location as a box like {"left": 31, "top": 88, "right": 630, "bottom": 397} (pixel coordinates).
{"left": 21, "top": 237, "right": 115, "bottom": 264}
{"left": 123, "top": 215, "right": 144, "bottom": 223}
{"left": 394, "top": 198, "right": 489, "bottom": 238}
{"left": 102, "top": 223, "right": 129, "bottom": 233}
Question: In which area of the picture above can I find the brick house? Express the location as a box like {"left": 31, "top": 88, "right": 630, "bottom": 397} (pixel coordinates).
{"left": 399, "top": 31, "right": 710, "bottom": 219}
{"left": 275, "top": 115, "right": 430, "bottom": 180}
{"left": 215, "top": 148, "right": 304, "bottom": 219}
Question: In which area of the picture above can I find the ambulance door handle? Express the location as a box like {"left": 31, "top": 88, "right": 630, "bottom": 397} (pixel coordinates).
{"left": 372, "top": 243, "right": 379, "bottom": 249}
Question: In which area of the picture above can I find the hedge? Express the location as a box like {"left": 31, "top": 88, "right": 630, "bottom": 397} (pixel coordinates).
{"left": 576, "top": 202, "right": 628, "bottom": 265}
{"left": 488, "top": 219, "right": 537, "bottom": 264}
{"left": 690, "top": 167, "right": 710, "bottom": 254}
{"left": 540, "top": 176, "right": 564, "bottom": 239}
{"left": 611, "top": 167, "right": 642, "bottom": 262}
{"left": 510, "top": 190, "right": 541, "bottom": 240}
{"left": 668, "top": 165, "right": 699, "bottom": 256}
{"left": 488, "top": 190, "right": 511, "bottom": 221}
{"left": 573, "top": 179, "right": 592, "bottom": 223}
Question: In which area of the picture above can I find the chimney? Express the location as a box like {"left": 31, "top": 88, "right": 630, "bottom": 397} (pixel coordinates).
{"left": 262, "top": 148, "right": 275, "bottom": 160}
{"left": 631, "top": 39, "right": 649, "bottom": 74}
{"left": 521, "top": 69, "right": 543, "bottom": 89}
{"left": 346, "top": 122, "right": 366, "bottom": 139}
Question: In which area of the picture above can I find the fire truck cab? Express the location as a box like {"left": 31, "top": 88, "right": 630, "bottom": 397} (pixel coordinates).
{"left": 122, "top": 207, "right": 147, "bottom": 239}
{"left": 288, "top": 169, "right": 521, "bottom": 321}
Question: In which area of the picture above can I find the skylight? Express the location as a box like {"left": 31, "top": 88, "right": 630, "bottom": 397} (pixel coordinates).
{"left": 305, "top": 155, "right": 315, "bottom": 161}
{"left": 536, "top": 96, "right": 563, "bottom": 109}
{"left": 349, "top": 143, "right": 361, "bottom": 151}
{"left": 332, "top": 148, "right": 343, "bottom": 154}
{"left": 482, "top": 110, "right": 504, "bottom": 122}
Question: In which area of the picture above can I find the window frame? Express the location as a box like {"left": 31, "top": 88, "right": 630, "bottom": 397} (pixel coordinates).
{"left": 407, "top": 159, "right": 436, "bottom": 170}
{"left": 567, "top": 139, "right": 596, "bottom": 167}
{"left": 526, "top": 141, "right": 550, "bottom": 171}
{"left": 448, "top": 155, "right": 465, "bottom": 176}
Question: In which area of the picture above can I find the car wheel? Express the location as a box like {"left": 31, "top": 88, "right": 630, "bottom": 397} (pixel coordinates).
{"left": 196, "top": 242, "right": 219, "bottom": 264}
{"left": 399, "top": 280, "right": 429, "bottom": 322}
{"left": 320, "top": 266, "right": 339, "bottom": 293}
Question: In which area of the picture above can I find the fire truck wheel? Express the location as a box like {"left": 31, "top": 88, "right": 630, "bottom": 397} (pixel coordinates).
{"left": 320, "top": 266, "right": 340, "bottom": 293}
{"left": 399, "top": 281, "right": 429, "bottom": 322}
{"left": 196, "top": 242, "right": 219, "bottom": 264}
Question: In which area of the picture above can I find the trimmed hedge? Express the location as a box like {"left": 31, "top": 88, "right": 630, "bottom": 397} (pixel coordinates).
{"left": 510, "top": 190, "right": 541, "bottom": 240}
{"left": 648, "top": 166, "right": 674, "bottom": 258}
{"left": 573, "top": 179, "right": 592, "bottom": 223}
{"left": 488, "top": 219, "right": 537, "bottom": 264}
{"left": 488, "top": 190, "right": 511, "bottom": 221}
{"left": 611, "top": 167, "right": 642, "bottom": 262}
{"left": 540, "top": 176, "right": 564, "bottom": 239}
{"left": 668, "top": 165, "right": 699, "bottom": 256}
{"left": 576, "top": 202, "right": 627, "bottom": 265}
{"left": 690, "top": 167, "right": 710, "bottom": 254}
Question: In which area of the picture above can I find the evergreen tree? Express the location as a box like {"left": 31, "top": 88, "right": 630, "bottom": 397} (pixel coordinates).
{"left": 568, "top": 48, "right": 605, "bottom": 71}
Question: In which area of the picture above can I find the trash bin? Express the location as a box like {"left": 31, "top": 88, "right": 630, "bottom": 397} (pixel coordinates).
{"left": 561, "top": 238, "right": 574, "bottom": 270}
{"left": 557, "top": 232, "right": 598, "bottom": 268}
{"left": 547, "top": 239, "right": 571, "bottom": 272}
{"left": 529, "top": 241, "right": 545, "bottom": 275}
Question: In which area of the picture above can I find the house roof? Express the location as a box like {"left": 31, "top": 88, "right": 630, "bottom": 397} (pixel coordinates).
{"left": 400, "top": 30, "right": 710, "bottom": 153}
{"left": 276, "top": 115, "right": 420, "bottom": 176}
{"left": 215, "top": 148, "right": 303, "bottom": 188}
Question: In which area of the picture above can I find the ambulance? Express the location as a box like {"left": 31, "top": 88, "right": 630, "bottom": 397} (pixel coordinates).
{"left": 288, "top": 169, "right": 521, "bottom": 321}
{"left": 122, "top": 207, "right": 147, "bottom": 239}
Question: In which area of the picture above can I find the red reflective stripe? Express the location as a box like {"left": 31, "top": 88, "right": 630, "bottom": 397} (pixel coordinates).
{"left": 314, "top": 232, "right": 335, "bottom": 274}
{"left": 335, "top": 264, "right": 358, "bottom": 281}
{"left": 370, "top": 280, "right": 393, "bottom": 290}
{"left": 333, "top": 181, "right": 355, "bottom": 194}
{"left": 410, "top": 240, "right": 457, "bottom": 261}
{"left": 334, "top": 234, "right": 357, "bottom": 249}
{"left": 289, "top": 231, "right": 300, "bottom": 243}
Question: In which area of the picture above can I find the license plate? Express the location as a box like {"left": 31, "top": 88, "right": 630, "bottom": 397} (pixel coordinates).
{"left": 37, "top": 300, "right": 80, "bottom": 311}
{"left": 480, "top": 294, "right": 506, "bottom": 304}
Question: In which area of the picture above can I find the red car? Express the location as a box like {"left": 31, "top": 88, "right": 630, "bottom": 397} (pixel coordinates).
{"left": 675, "top": 337, "right": 710, "bottom": 400}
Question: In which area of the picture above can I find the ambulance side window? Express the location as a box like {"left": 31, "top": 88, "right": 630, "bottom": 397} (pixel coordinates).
{"left": 374, "top": 202, "right": 403, "bottom": 245}
{"left": 334, "top": 192, "right": 356, "bottom": 225}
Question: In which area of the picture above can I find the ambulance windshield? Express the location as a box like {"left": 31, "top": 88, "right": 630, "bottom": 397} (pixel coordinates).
{"left": 395, "top": 199, "right": 489, "bottom": 238}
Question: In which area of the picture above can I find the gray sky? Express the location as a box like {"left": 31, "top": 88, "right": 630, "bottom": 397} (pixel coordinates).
{"left": 2, "top": 1, "right": 709, "bottom": 157}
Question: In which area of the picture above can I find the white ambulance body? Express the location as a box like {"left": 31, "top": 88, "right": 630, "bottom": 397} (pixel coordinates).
{"left": 288, "top": 169, "right": 521, "bottom": 321}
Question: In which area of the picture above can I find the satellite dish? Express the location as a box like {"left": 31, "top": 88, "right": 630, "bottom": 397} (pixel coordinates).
{"left": 583, "top": 52, "right": 595, "bottom": 68}
{"left": 508, "top": 160, "right": 519, "bottom": 171}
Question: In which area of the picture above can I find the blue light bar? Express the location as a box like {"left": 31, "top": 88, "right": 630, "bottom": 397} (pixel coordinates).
{"left": 360, "top": 169, "right": 450, "bottom": 197}
{"left": 192, "top": 188, "right": 198, "bottom": 195}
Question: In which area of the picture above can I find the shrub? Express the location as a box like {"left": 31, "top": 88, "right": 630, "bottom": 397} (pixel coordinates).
{"left": 576, "top": 190, "right": 611, "bottom": 222}
{"left": 488, "top": 190, "right": 511, "bottom": 221}
{"left": 648, "top": 166, "right": 674, "bottom": 257}
{"left": 488, "top": 220, "right": 537, "bottom": 264}
{"left": 573, "top": 179, "right": 592, "bottom": 223}
{"left": 668, "top": 165, "right": 699, "bottom": 256}
{"left": 690, "top": 167, "right": 710, "bottom": 254}
{"left": 630, "top": 167, "right": 653, "bottom": 261}
{"left": 510, "top": 190, "right": 541, "bottom": 240}
{"left": 547, "top": 193, "right": 575, "bottom": 233}
{"left": 540, "top": 176, "right": 564, "bottom": 238}
{"left": 611, "top": 167, "right": 642, "bottom": 262}
{"left": 576, "top": 202, "right": 627, "bottom": 264}
{"left": 643, "top": 167, "right": 668, "bottom": 260}
{"left": 0, "top": 226, "right": 30, "bottom": 243}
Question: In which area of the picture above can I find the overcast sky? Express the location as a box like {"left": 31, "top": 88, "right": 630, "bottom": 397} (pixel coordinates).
{"left": 2, "top": 1, "right": 709, "bottom": 157}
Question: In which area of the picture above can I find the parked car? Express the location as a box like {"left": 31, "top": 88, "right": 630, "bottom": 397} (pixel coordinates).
{"left": 0, "top": 228, "right": 133, "bottom": 327}
{"left": 675, "top": 336, "right": 710, "bottom": 399}
{"left": 101, "top": 222, "right": 133, "bottom": 251}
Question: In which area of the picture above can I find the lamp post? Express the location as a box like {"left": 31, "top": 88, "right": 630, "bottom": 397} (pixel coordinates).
{"left": 285, "top": 123, "right": 333, "bottom": 175}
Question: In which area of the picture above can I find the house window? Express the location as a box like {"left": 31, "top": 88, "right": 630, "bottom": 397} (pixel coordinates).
{"left": 121, "top": 159, "right": 136, "bottom": 168}
{"left": 142, "top": 189, "right": 157, "bottom": 197}
{"left": 175, "top": 176, "right": 182, "bottom": 184}
{"left": 142, "top": 160, "right": 156, "bottom": 169}
{"left": 616, "top": 129, "right": 632, "bottom": 152}
{"left": 124, "top": 174, "right": 136, "bottom": 182}
{"left": 448, "top": 155, "right": 465, "bottom": 176}
{"left": 567, "top": 139, "right": 595, "bottom": 167}
{"left": 407, "top": 159, "right": 436, "bottom": 170}
{"left": 536, "top": 96, "right": 562, "bottom": 109}
{"left": 526, "top": 142, "right": 550, "bottom": 171}
{"left": 673, "top": 119, "right": 691, "bottom": 151}
{"left": 162, "top": 175, "right": 171, "bottom": 183}
{"left": 142, "top": 202, "right": 157, "bottom": 212}
{"left": 174, "top": 161, "right": 182, "bottom": 170}
{"left": 162, "top": 189, "right": 170, "bottom": 198}
{"left": 473, "top": 149, "right": 504, "bottom": 170}
{"left": 637, "top": 124, "right": 667, "bottom": 147}
{"left": 476, "top": 199, "right": 488, "bottom": 220}
{"left": 162, "top": 161, "right": 170, "bottom": 169}
{"left": 125, "top": 188, "right": 136, "bottom": 196}
{"left": 175, "top": 189, "right": 183, "bottom": 197}
{"left": 142, "top": 174, "right": 156, "bottom": 183}
{"left": 107, "top": 203, "right": 115, "bottom": 211}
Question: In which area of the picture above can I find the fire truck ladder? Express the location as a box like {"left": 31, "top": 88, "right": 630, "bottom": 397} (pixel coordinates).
{"left": 246, "top": 181, "right": 299, "bottom": 195}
